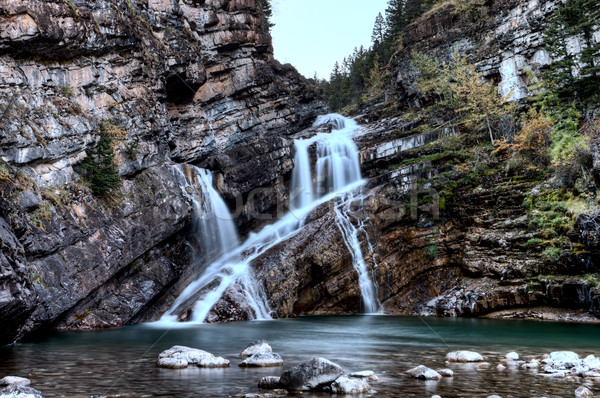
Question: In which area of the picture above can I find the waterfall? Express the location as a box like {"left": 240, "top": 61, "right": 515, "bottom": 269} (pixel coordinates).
{"left": 173, "top": 165, "right": 238, "bottom": 261}
{"left": 334, "top": 195, "right": 380, "bottom": 313}
{"left": 159, "top": 114, "right": 379, "bottom": 325}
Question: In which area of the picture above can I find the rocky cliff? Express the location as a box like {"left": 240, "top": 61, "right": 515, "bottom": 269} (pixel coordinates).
{"left": 0, "top": 0, "right": 325, "bottom": 345}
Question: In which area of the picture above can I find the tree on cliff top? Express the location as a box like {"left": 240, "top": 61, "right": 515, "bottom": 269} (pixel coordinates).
{"left": 257, "top": 0, "right": 274, "bottom": 32}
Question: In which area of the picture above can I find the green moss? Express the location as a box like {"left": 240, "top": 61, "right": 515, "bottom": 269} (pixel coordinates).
{"left": 583, "top": 274, "right": 600, "bottom": 289}
{"left": 543, "top": 246, "right": 561, "bottom": 263}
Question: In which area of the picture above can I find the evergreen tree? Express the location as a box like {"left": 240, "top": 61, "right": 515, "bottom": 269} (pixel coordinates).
{"left": 257, "top": 0, "right": 274, "bottom": 32}
{"left": 543, "top": 0, "right": 600, "bottom": 103}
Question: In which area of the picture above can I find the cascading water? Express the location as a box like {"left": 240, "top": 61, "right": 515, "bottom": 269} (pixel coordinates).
{"left": 172, "top": 164, "right": 238, "bottom": 261}
{"left": 160, "top": 114, "right": 379, "bottom": 325}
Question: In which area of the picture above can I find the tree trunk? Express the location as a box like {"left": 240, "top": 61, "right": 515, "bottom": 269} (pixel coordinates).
{"left": 486, "top": 113, "right": 494, "bottom": 146}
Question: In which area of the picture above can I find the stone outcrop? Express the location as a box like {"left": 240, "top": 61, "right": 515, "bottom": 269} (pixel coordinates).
{"left": 0, "top": 0, "right": 325, "bottom": 345}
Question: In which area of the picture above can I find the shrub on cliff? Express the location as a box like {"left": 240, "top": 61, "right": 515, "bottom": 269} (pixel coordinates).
{"left": 79, "top": 122, "right": 121, "bottom": 197}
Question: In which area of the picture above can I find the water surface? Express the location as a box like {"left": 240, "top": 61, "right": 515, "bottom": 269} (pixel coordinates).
{"left": 1, "top": 316, "right": 599, "bottom": 397}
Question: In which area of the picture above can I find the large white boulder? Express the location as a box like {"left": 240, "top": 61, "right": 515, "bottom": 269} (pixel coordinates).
{"left": 240, "top": 340, "right": 273, "bottom": 358}
{"left": 331, "top": 376, "right": 370, "bottom": 394}
{"left": 549, "top": 351, "right": 580, "bottom": 369}
{"left": 446, "top": 351, "right": 484, "bottom": 362}
{"left": 158, "top": 345, "right": 230, "bottom": 368}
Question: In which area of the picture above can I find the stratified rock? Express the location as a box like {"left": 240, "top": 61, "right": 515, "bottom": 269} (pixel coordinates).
{"left": 575, "top": 386, "right": 593, "bottom": 397}
{"left": 437, "top": 369, "right": 454, "bottom": 377}
{"left": 407, "top": 365, "right": 442, "bottom": 380}
{"left": 279, "top": 357, "right": 344, "bottom": 391}
{"left": 158, "top": 346, "right": 229, "bottom": 368}
{"left": 549, "top": 352, "right": 580, "bottom": 369}
{"left": 446, "top": 351, "right": 484, "bottom": 362}
{"left": 241, "top": 340, "right": 273, "bottom": 358}
{"left": 0, "top": 378, "right": 30, "bottom": 387}
{"left": 330, "top": 376, "right": 370, "bottom": 394}
{"left": 157, "top": 358, "right": 188, "bottom": 369}
{"left": 240, "top": 352, "right": 283, "bottom": 367}
{"left": 505, "top": 352, "right": 519, "bottom": 360}
{"left": 258, "top": 376, "right": 282, "bottom": 389}
{"left": 349, "top": 370, "right": 379, "bottom": 381}
{"left": 0, "top": 384, "right": 44, "bottom": 398}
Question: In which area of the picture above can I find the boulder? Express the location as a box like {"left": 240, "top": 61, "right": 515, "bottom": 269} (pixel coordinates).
{"left": 505, "top": 352, "right": 519, "bottom": 360}
{"left": 549, "top": 351, "right": 580, "bottom": 369}
{"left": 0, "top": 378, "right": 30, "bottom": 387}
{"left": 437, "top": 369, "right": 454, "bottom": 377}
{"left": 240, "top": 352, "right": 284, "bottom": 367}
{"left": 407, "top": 365, "right": 442, "bottom": 380}
{"left": 330, "top": 376, "right": 370, "bottom": 394}
{"left": 241, "top": 340, "right": 273, "bottom": 358}
{"left": 157, "top": 357, "right": 188, "bottom": 369}
{"left": 445, "top": 351, "right": 484, "bottom": 362}
{"left": 349, "top": 370, "right": 379, "bottom": 381}
{"left": 158, "top": 345, "right": 230, "bottom": 368}
{"left": 279, "top": 357, "right": 344, "bottom": 391}
{"left": 0, "top": 384, "right": 44, "bottom": 398}
{"left": 575, "top": 386, "right": 593, "bottom": 397}
{"left": 258, "top": 376, "right": 282, "bottom": 389}
{"left": 583, "top": 355, "right": 600, "bottom": 370}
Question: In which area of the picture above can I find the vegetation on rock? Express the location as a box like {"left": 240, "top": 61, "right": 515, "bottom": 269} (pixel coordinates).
{"left": 79, "top": 122, "right": 122, "bottom": 197}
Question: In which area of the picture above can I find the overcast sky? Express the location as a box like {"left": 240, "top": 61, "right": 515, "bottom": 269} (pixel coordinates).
{"left": 270, "top": 0, "right": 389, "bottom": 80}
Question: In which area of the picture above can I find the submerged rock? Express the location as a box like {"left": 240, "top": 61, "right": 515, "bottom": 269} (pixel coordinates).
{"left": 349, "top": 370, "right": 379, "bottom": 381}
{"left": 279, "top": 357, "right": 344, "bottom": 391}
{"left": 241, "top": 340, "right": 273, "bottom": 358}
{"left": 407, "top": 365, "right": 442, "bottom": 380}
{"left": 446, "top": 351, "right": 484, "bottom": 362}
{"left": 0, "top": 378, "right": 30, "bottom": 387}
{"left": 240, "top": 352, "right": 284, "bottom": 367}
{"left": 158, "top": 345, "right": 229, "bottom": 368}
{"left": 0, "top": 384, "right": 44, "bottom": 398}
{"left": 575, "top": 386, "right": 593, "bottom": 397}
{"left": 330, "top": 376, "right": 370, "bottom": 394}
{"left": 258, "top": 376, "right": 282, "bottom": 389}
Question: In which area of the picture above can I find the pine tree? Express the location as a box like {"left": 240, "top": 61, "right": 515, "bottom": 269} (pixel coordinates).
{"left": 371, "top": 12, "right": 386, "bottom": 45}
{"left": 543, "top": 0, "right": 600, "bottom": 103}
{"left": 257, "top": 0, "right": 274, "bottom": 32}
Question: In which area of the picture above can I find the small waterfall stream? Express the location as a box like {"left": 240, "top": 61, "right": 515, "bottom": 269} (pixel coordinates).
{"left": 160, "top": 114, "right": 379, "bottom": 325}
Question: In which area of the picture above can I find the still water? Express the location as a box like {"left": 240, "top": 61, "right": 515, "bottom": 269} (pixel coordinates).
{"left": 1, "top": 316, "right": 599, "bottom": 397}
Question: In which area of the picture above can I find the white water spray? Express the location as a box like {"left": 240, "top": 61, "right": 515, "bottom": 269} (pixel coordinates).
{"left": 160, "top": 114, "right": 379, "bottom": 325}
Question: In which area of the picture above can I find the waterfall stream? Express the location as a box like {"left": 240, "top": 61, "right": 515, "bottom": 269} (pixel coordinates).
{"left": 160, "top": 114, "right": 379, "bottom": 325}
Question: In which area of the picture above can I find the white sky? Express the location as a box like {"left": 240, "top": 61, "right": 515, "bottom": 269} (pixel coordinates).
{"left": 270, "top": 0, "right": 389, "bottom": 80}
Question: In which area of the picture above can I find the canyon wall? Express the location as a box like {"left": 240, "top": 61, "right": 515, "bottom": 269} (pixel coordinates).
{"left": 0, "top": 0, "right": 325, "bottom": 344}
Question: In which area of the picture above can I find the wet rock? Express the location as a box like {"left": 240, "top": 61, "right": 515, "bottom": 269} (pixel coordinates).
{"left": 241, "top": 340, "right": 273, "bottom": 358}
{"left": 279, "top": 357, "right": 344, "bottom": 391}
{"left": 575, "top": 386, "right": 593, "bottom": 397}
{"left": 505, "top": 352, "right": 519, "bottom": 360}
{"left": 0, "top": 384, "right": 44, "bottom": 398}
{"left": 549, "top": 351, "right": 580, "bottom": 369}
{"left": 0, "top": 378, "right": 30, "bottom": 387}
{"left": 437, "top": 369, "right": 454, "bottom": 377}
{"left": 349, "top": 370, "right": 379, "bottom": 381}
{"left": 487, "top": 396, "right": 502, "bottom": 398}
{"left": 157, "top": 358, "right": 188, "bottom": 369}
{"left": 158, "top": 346, "right": 229, "bottom": 368}
{"left": 258, "top": 376, "right": 282, "bottom": 389}
{"left": 431, "top": 396, "right": 442, "bottom": 398}
{"left": 330, "top": 376, "right": 370, "bottom": 394}
{"left": 407, "top": 365, "right": 442, "bottom": 380}
{"left": 240, "top": 352, "right": 284, "bottom": 367}
{"left": 497, "top": 364, "right": 506, "bottom": 371}
{"left": 583, "top": 355, "right": 600, "bottom": 370}
{"left": 445, "top": 351, "right": 484, "bottom": 362}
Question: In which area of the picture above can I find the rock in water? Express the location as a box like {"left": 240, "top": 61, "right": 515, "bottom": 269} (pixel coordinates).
{"left": 330, "top": 376, "right": 370, "bottom": 394}
{"left": 0, "top": 378, "right": 30, "bottom": 387}
{"left": 240, "top": 340, "right": 273, "bottom": 358}
{"left": 505, "top": 352, "right": 519, "bottom": 360}
{"left": 0, "top": 384, "right": 44, "bottom": 398}
{"left": 437, "top": 369, "right": 454, "bottom": 377}
{"left": 549, "top": 351, "right": 581, "bottom": 369}
{"left": 349, "top": 370, "right": 379, "bottom": 381}
{"left": 575, "top": 386, "right": 593, "bottom": 397}
{"left": 157, "top": 358, "right": 188, "bottom": 369}
{"left": 446, "top": 351, "right": 484, "bottom": 362}
{"left": 407, "top": 365, "right": 442, "bottom": 380}
{"left": 258, "top": 376, "right": 282, "bottom": 389}
{"left": 240, "top": 352, "right": 284, "bottom": 367}
{"left": 279, "top": 357, "right": 344, "bottom": 391}
{"left": 158, "top": 345, "right": 230, "bottom": 368}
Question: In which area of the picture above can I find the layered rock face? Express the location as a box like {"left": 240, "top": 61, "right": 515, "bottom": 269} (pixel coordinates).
{"left": 0, "top": 0, "right": 325, "bottom": 344}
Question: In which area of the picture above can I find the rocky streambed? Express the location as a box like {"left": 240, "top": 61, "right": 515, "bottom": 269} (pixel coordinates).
{"left": 1, "top": 316, "right": 600, "bottom": 397}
